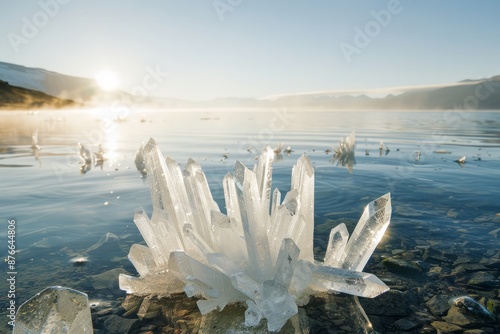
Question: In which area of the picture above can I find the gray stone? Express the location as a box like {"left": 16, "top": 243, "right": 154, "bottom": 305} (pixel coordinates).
{"left": 419, "top": 325, "right": 438, "bottom": 334}
{"left": 426, "top": 295, "right": 451, "bottom": 316}
{"left": 121, "top": 294, "right": 143, "bottom": 313}
{"left": 102, "top": 314, "right": 139, "bottom": 334}
{"left": 453, "top": 256, "right": 477, "bottom": 266}
{"left": 137, "top": 296, "right": 162, "bottom": 320}
{"left": 382, "top": 257, "right": 423, "bottom": 275}
{"left": 394, "top": 317, "right": 419, "bottom": 331}
{"left": 467, "top": 271, "right": 500, "bottom": 288}
{"left": 454, "top": 264, "right": 488, "bottom": 272}
{"left": 480, "top": 258, "right": 500, "bottom": 269}
{"left": 444, "top": 305, "right": 495, "bottom": 327}
{"left": 451, "top": 296, "right": 496, "bottom": 323}
{"left": 486, "top": 298, "right": 500, "bottom": 319}
{"left": 431, "top": 321, "right": 462, "bottom": 334}
{"left": 423, "top": 248, "right": 457, "bottom": 264}
{"left": 290, "top": 308, "right": 310, "bottom": 334}
{"left": 426, "top": 266, "right": 444, "bottom": 279}
{"left": 359, "top": 290, "right": 411, "bottom": 317}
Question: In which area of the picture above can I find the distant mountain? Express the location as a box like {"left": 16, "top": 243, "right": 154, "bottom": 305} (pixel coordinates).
{"left": 1, "top": 60, "right": 499, "bottom": 110}
{"left": 0, "top": 61, "right": 130, "bottom": 105}
{"left": 262, "top": 77, "right": 500, "bottom": 110}
{"left": 146, "top": 76, "right": 500, "bottom": 110}
{"left": 0, "top": 61, "right": 100, "bottom": 102}
{"left": 0, "top": 79, "right": 79, "bottom": 110}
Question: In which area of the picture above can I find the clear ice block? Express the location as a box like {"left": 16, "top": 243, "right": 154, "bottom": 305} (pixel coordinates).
{"left": 14, "top": 286, "right": 93, "bottom": 334}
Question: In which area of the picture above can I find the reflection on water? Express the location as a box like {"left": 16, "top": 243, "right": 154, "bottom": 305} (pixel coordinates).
{"left": 1, "top": 109, "right": 500, "bottom": 331}
{"left": 379, "top": 141, "right": 390, "bottom": 157}
{"left": 77, "top": 142, "right": 106, "bottom": 175}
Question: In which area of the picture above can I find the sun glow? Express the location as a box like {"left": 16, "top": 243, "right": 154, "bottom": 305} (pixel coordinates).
{"left": 95, "top": 70, "right": 120, "bottom": 91}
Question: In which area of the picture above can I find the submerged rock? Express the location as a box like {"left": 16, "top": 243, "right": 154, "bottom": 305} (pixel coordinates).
{"left": 101, "top": 314, "right": 140, "bottom": 334}
{"left": 467, "top": 271, "right": 500, "bottom": 289}
{"left": 443, "top": 296, "right": 495, "bottom": 327}
{"left": 394, "top": 317, "right": 419, "bottom": 331}
{"left": 431, "top": 321, "right": 462, "bottom": 333}
{"left": 426, "top": 295, "right": 451, "bottom": 316}
{"left": 359, "top": 290, "right": 411, "bottom": 317}
{"left": 383, "top": 256, "right": 423, "bottom": 275}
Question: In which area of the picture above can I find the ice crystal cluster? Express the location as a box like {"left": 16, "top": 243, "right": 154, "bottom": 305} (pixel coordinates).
{"left": 120, "top": 138, "right": 392, "bottom": 331}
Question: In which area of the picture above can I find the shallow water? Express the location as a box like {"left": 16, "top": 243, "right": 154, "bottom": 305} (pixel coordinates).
{"left": 1, "top": 109, "right": 500, "bottom": 330}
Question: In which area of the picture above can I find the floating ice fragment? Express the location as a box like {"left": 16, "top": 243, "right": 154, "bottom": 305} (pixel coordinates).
{"left": 331, "top": 131, "right": 356, "bottom": 172}
{"left": 94, "top": 144, "right": 105, "bottom": 162}
{"left": 121, "top": 138, "right": 392, "bottom": 331}
{"left": 14, "top": 286, "right": 93, "bottom": 334}
{"left": 455, "top": 155, "right": 466, "bottom": 164}
{"left": 31, "top": 129, "right": 39, "bottom": 149}
{"left": 455, "top": 155, "right": 466, "bottom": 167}
{"left": 273, "top": 142, "right": 283, "bottom": 154}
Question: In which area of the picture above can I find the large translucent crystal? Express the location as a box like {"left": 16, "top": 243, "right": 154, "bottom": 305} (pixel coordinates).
{"left": 13, "top": 286, "right": 93, "bottom": 334}
{"left": 120, "top": 138, "right": 392, "bottom": 331}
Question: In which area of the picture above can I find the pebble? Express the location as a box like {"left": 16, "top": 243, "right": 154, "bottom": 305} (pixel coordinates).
{"left": 431, "top": 321, "right": 462, "bottom": 333}
{"left": 382, "top": 256, "right": 423, "bottom": 275}
{"left": 467, "top": 271, "right": 499, "bottom": 289}
{"left": 394, "top": 317, "right": 419, "bottom": 330}
{"left": 102, "top": 314, "right": 140, "bottom": 334}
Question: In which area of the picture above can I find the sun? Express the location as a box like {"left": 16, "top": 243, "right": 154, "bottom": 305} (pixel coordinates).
{"left": 95, "top": 70, "right": 120, "bottom": 91}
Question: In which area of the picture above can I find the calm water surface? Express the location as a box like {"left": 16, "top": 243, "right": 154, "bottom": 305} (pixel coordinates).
{"left": 1, "top": 109, "right": 500, "bottom": 327}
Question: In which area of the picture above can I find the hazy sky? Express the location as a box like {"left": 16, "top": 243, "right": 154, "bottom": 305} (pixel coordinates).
{"left": 1, "top": 1, "right": 499, "bottom": 100}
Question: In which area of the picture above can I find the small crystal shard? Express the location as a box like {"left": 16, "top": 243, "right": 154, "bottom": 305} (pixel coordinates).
{"left": 121, "top": 138, "right": 392, "bottom": 331}
{"left": 128, "top": 244, "right": 157, "bottom": 276}
{"left": 244, "top": 300, "right": 262, "bottom": 327}
{"left": 308, "top": 263, "right": 389, "bottom": 298}
{"left": 324, "top": 223, "right": 348, "bottom": 267}
{"left": 339, "top": 193, "right": 391, "bottom": 271}
{"left": 274, "top": 238, "right": 300, "bottom": 288}
{"left": 14, "top": 286, "right": 93, "bottom": 334}
{"left": 259, "top": 280, "right": 298, "bottom": 332}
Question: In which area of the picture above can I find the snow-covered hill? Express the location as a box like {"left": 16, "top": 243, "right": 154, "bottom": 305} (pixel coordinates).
{"left": 0, "top": 61, "right": 99, "bottom": 103}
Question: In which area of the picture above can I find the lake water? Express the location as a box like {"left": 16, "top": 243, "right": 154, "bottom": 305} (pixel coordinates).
{"left": 1, "top": 109, "right": 500, "bottom": 331}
